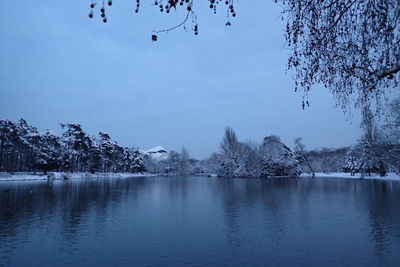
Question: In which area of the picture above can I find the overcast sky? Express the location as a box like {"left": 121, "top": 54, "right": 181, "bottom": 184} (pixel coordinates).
{"left": 0, "top": 0, "right": 363, "bottom": 158}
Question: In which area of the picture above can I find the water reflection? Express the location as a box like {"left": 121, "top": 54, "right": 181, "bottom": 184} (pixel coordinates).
{"left": 0, "top": 176, "right": 399, "bottom": 266}
{"left": 1, "top": 178, "right": 145, "bottom": 243}
{"left": 361, "top": 180, "right": 400, "bottom": 256}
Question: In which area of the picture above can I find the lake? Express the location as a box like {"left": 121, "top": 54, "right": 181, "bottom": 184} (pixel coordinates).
{"left": 0, "top": 176, "right": 400, "bottom": 266}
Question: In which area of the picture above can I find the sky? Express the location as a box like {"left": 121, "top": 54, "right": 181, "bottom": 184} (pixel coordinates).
{"left": 0, "top": 0, "right": 363, "bottom": 159}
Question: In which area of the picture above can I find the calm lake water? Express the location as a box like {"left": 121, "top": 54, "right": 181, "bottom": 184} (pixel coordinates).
{"left": 0, "top": 176, "right": 400, "bottom": 267}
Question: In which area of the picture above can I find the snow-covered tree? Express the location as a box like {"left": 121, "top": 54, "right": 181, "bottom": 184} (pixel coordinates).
{"left": 240, "top": 141, "right": 263, "bottom": 178}
{"left": 35, "top": 130, "right": 62, "bottom": 172}
{"left": 260, "top": 135, "right": 301, "bottom": 177}
{"left": 0, "top": 119, "right": 147, "bottom": 174}
{"left": 357, "top": 139, "right": 385, "bottom": 176}
{"left": 298, "top": 147, "right": 347, "bottom": 174}
{"left": 215, "top": 128, "right": 301, "bottom": 178}
{"left": 199, "top": 152, "right": 222, "bottom": 175}
{"left": 294, "top": 138, "right": 314, "bottom": 176}
{"left": 217, "top": 127, "right": 241, "bottom": 177}
{"left": 343, "top": 146, "right": 359, "bottom": 176}
{"left": 131, "top": 148, "right": 146, "bottom": 173}
{"left": 381, "top": 98, "right": 400, "bottom": 175}
{"left": 179, "top": 146, "right": 190, "bottom": 175}
{"left": 60, "top": 123, "right": 95, "bottom": 172}
{"left": 98, "top": 131, "right": 119, "bottom": 172}
{"left": 356, "top": 110, "right": 386, "bottom": 176}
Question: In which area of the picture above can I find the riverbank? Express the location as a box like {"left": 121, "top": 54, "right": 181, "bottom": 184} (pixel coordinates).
{"left": 2, "top": 172, "right": 399, "bottom": 182}
{"left": 0, "top": 172, "right": 155, "bottom": 182}
{"left": 301, "top": 172, "right": 400, "bottom": 181}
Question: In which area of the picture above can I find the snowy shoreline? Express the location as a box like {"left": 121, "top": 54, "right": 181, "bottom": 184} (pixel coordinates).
{"left": 1, "top": 172, "right": 399, "bottom": 182}
{"left": 301, "top": 172, "right": 400, "bottom": 181}
{"left": 0, "top": 172, "right": 155, "bottom": 182}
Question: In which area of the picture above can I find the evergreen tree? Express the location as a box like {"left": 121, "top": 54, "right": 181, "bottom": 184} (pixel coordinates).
{"left": 0, "top": 119, "right": 146, "bottom": 174}
{"left": 131, "top": 148, "right": 146, "bottom": 173}
{"left": 343, "top": 147, "right": 359, "bottom": 176}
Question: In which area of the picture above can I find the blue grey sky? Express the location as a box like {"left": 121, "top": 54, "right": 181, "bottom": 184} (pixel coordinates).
{"left": 0, "top": 0, "right": 362, "bottom": 158}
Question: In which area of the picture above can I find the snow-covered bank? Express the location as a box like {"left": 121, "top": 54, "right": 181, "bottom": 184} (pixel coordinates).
{"left": 301, "top": 172, "right": 400, "bottom": 181}
{"left": 0, "top": 172, "right": 155, "bottom": 182}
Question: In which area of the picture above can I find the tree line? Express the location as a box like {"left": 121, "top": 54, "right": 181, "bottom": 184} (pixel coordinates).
{"left": 296, "top": 99, "right": 400, "bottom": 177}
{"left": 143, "top": 147, "right": 193, "bottom": 175}
{"left": 204, "top": 127, "right": 301, "bottom": 178}
{"left": 2, "top": 96, "right": 399, "bottom": 177}
{"left": 342, "top": 100, "right": 400, "bottom": 176}
{"left": 0, "top": 119, "right": 146, "bottom": 174}
{"left": 204, "top": 98, "right": 400, "bottom": 178}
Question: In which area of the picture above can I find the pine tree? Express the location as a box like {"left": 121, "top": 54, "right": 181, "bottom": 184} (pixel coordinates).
{"left": 131, "top": 148, "right": 146, "bottom": 173}
{"left": 344, "top": 147, "right": 359, "bottom": 176}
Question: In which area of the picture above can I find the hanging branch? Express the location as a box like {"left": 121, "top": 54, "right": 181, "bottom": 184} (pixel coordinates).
{"left": 87, "top": 0, "right": 237, "bottom": 40}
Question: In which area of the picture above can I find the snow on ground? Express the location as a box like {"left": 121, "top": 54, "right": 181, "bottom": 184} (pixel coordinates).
{"left": 1, "top": 172, "right": 399, "bottom": 182}
{"left": 0, "top": 172, "right": 155, "bottom": 182}
{"left": 301, "top": 172, "right": 400, "bottom": 181}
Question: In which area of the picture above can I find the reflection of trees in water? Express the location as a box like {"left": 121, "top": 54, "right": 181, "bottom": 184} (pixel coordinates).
{"left": 297, "top": 179, "right": 400, "bottom": 258}
{"left": 166, "top": 176, "right": 191, "bottom": 201}
{"left": 0, "top": 178, "right": 148, "bottom": 245}
{"left": 0, "top": 176, "right": 197, "bottom": 250}
{"left": 0, "top": 184, "right": 36, "bottom": 242}
{"left": 359, "top": 180, "right": 400, "bottom": 257}
{"left": 217, "top": 179, "right": 242, "bottom": 252}
{"left": 297, "top": 178, "right": 400, "bottom": 258}
{"left": 216, "top": 178, "right": 302, "bottom": 250}
{"left": 215, "top": 177, "right": 400, "bottom": 258}
{"left": 1, "top": 176, "right": 400, "bottom": 263}
{"left": 224, "top": 199, "right": 241, "bottom": 252}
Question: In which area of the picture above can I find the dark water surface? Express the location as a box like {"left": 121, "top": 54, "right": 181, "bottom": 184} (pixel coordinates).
{"left": 0, "top": 176, "right": 400, "bottom": 267}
